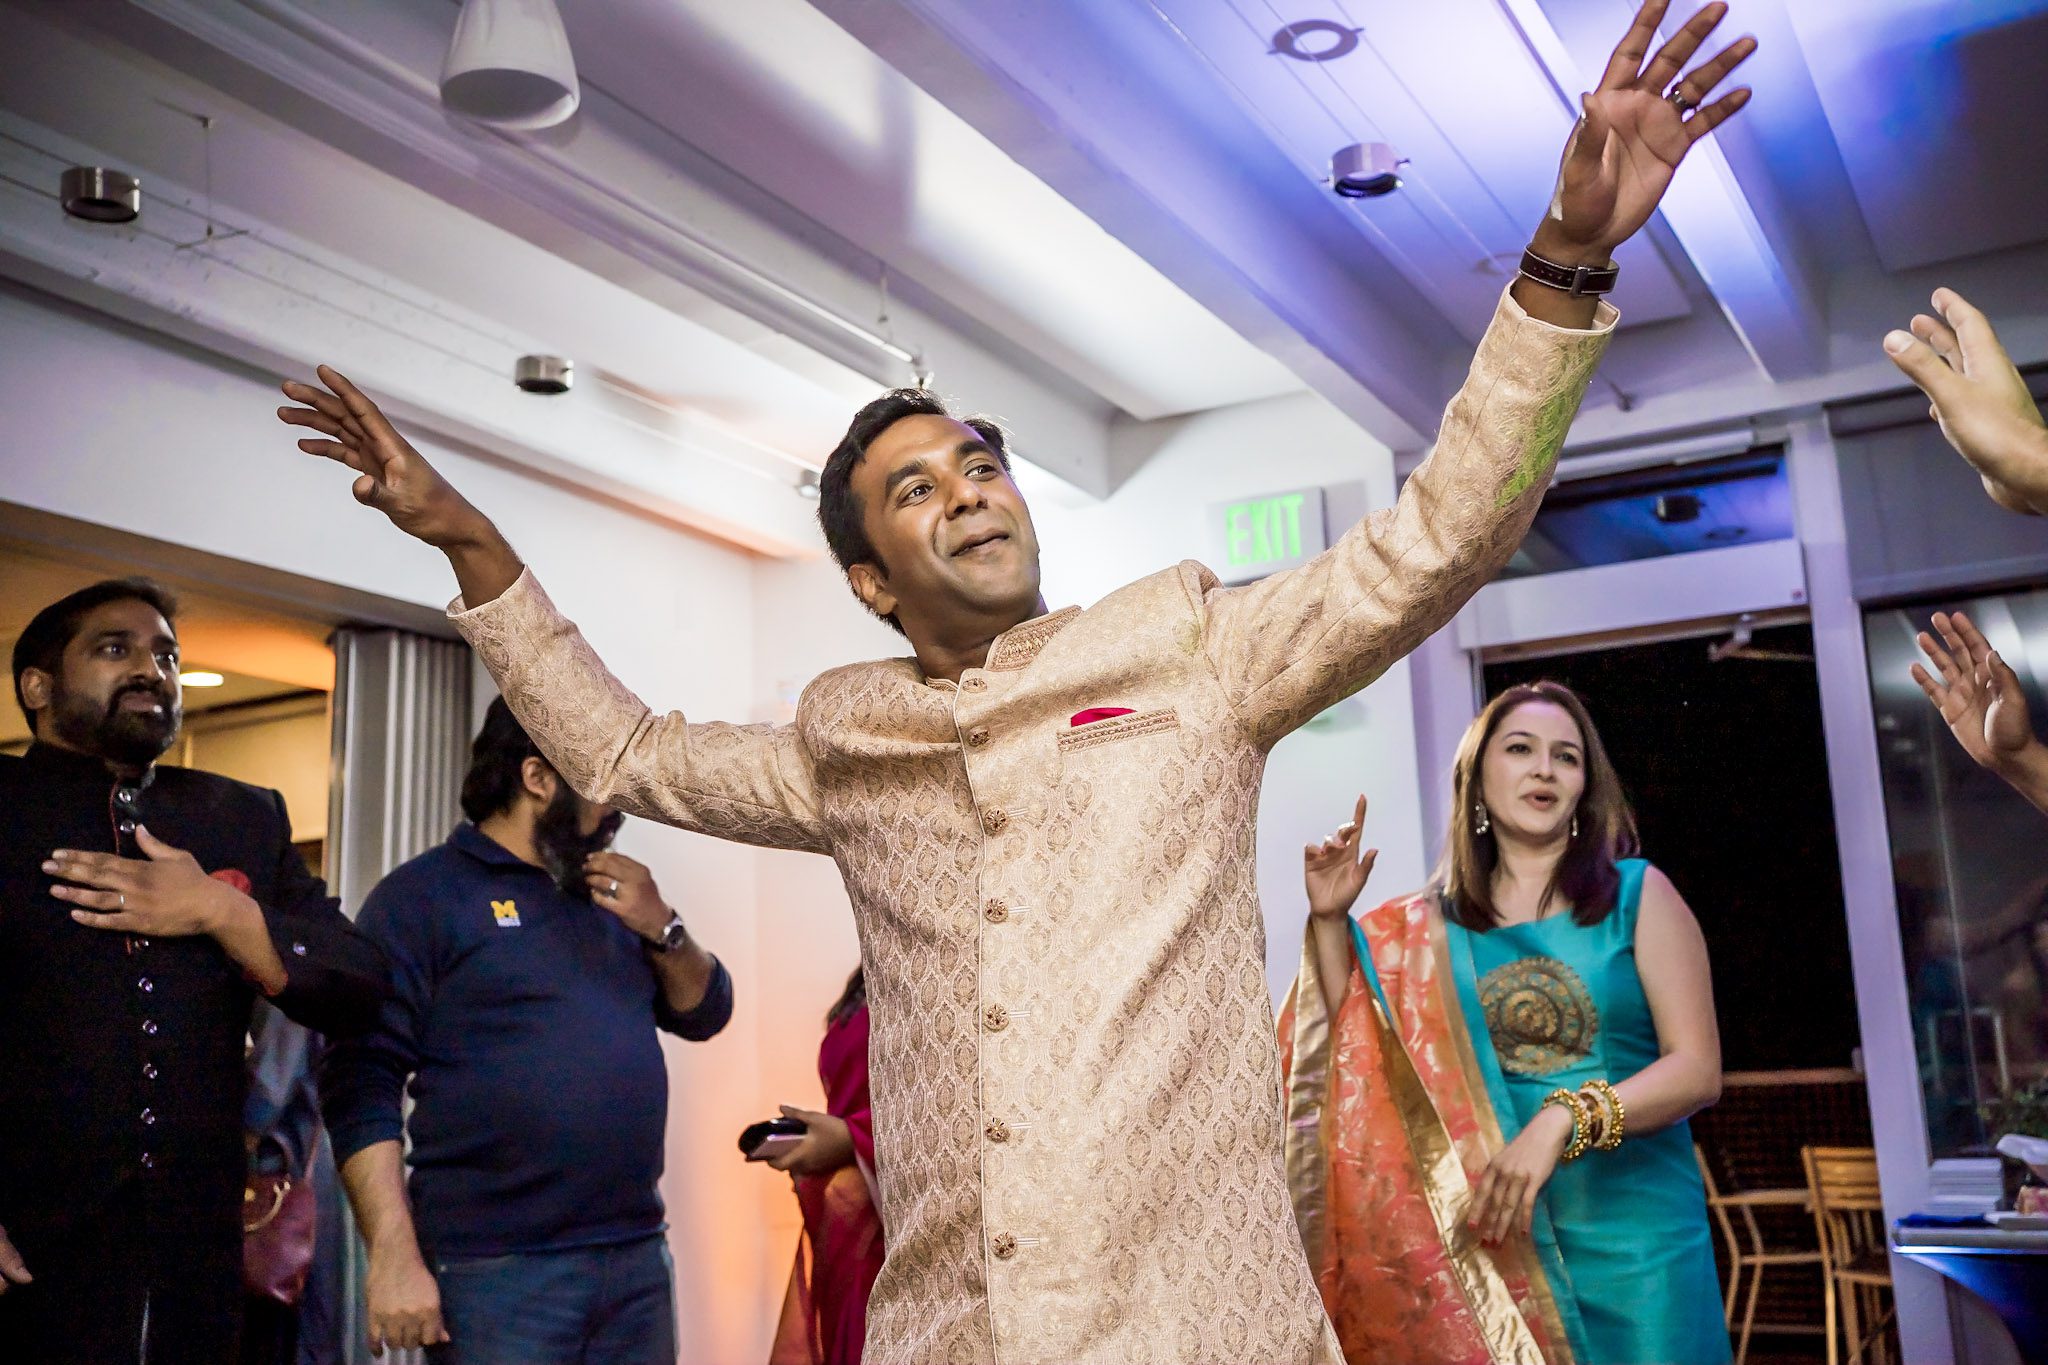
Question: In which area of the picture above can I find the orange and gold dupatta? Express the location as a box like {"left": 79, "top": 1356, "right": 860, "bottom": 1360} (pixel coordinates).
{"left": 1278, "top": 893, "right": 1577, "bottom": 1365}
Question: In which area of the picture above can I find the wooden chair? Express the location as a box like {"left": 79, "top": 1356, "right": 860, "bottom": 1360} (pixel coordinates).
{"left": 1802, "top": 1146, "right": 1896, "bottom": 1365}
{"left": 1697, "top": 1144, "right": 1824, "bottom": 1365}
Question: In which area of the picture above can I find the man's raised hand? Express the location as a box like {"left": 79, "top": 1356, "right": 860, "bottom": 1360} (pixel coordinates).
{"left": 1884, "top": 290, "right": 2048, "bottom": 515}
{"left": 1913, "top": 611, "right": 2042, "bottom": 778}
{"left": 279, "top": 367, "right": 485, "bottom": 547}
{"left": 280, "top": 367, "right": 523, "bottom": 603}
{"left": 1539, "top": 1, "right": 1755, "bottom": 262}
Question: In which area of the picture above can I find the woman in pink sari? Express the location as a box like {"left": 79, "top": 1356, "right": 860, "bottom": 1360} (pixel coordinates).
{"left": 766, "top": 970, "right": 884, "bottom": 1365}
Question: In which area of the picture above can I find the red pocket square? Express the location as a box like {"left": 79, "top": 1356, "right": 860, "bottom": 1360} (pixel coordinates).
{"left": 1069, "top": 707, "right": 1135, "bottom": 728}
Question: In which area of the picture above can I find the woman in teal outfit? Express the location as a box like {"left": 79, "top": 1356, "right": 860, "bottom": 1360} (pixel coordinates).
{"left": 1287, "top": 680, "right": 1729, "bottom": 1364}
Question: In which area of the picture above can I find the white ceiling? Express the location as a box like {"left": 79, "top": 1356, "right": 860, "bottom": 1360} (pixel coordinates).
{"left": 3, "top": 0, "right": 2047, "bottom": 556}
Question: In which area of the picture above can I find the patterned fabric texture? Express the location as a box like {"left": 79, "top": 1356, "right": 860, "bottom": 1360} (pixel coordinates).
{"left": 1279, "top": 895, "right": 1576, "bottom": 1365}
{"left": 451, "top": 287, "right": 1613, "bottom": 1365}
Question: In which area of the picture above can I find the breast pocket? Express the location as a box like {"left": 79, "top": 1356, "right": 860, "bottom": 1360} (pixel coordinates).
{"left": 1055, "top": 706, "right": 1182, "bottom": 762}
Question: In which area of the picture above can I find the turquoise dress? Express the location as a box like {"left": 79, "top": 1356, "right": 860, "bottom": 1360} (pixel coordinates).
{"left": 1445, "top": 859, "right": 1732, "bottom": 1365}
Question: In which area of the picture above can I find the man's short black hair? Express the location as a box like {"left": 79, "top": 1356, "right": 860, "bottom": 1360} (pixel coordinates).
{"left": 11, "top": 577, "right": 180, "bottom": 715}
{"left": 460, "top": 696, "right": 547, "bottom": 822}
{"left": 817, "top": 388, "right": 1008, "bottom": 636}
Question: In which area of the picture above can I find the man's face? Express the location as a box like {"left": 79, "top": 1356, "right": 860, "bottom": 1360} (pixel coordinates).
{"left": 846, "top": 415, "right": 1042, "bottom": 641}
{"left": 26, "top": 599, "right": 183, "bottom": 767}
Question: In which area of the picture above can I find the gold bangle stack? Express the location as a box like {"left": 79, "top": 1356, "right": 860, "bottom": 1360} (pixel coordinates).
{"left": 1543, "top": 1088, "right": 1593, "bottom": 1162}
{"left": 1578, "top": 1078, "right": 1626, "bottom": 1151}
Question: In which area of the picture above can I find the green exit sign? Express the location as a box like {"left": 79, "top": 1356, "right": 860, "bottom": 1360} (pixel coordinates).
{"left": 1213, "top": 486, "right": 1328, "bottom": 582}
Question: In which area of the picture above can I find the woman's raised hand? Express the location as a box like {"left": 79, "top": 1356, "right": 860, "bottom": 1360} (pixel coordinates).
{"left": 1304, "top": 794, "right": 1378, "bottom": 921}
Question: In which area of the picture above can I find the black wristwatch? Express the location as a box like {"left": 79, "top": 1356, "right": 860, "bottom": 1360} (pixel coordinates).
{"left": 1518, "top": 247, "right": 1620, "bottom": 297}
{"left": 649, "top": 909, "right": 690, "bottom": 953}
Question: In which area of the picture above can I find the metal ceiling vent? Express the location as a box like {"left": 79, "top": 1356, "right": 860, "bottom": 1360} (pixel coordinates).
{"left": 60, "top": 166, "right": 141, "bottom": 223}
{"left": 1270, "top": 19, "right": 1361, "bottom": 62}
{"left": 514, "top": 355, "right": 573, "bottom": 394}
{"left": 440, "top": 0, "right": 581, "bottom": 131}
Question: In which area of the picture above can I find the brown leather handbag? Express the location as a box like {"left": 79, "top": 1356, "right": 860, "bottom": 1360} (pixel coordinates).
{"left": 243, "top": 1170, "right": 318, "bottom": 1305}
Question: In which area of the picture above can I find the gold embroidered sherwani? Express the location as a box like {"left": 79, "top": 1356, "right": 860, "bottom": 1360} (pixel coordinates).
{"left": 450, "top": 289, "right": 1613, "bottom": 1365}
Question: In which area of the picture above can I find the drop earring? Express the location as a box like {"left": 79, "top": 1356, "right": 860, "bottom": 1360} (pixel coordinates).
{"left": 1570, "top": 814, "right": 1580, "bottom": 839}
{"left": 1473, "top": 802, "right": 1491, "bottom": 835}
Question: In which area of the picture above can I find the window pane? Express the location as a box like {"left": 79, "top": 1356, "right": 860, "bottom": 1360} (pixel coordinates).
{"left": 1865, "top": 588, "right": 2048, "bottom": 1158}
{"left": 1500, "top": 450, "right": 1792, "bottom": 580}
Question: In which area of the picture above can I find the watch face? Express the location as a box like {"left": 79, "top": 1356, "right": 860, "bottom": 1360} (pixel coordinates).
{"left": 660, "top": 918, "right": 688, "bottom": 951}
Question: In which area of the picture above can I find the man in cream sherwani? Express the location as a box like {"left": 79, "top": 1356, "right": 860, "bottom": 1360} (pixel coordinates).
{"left": 281, "top": 6, "right": 1754, "bottom": 1359}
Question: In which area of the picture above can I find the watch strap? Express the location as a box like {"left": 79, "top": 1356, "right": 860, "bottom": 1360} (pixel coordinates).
{"left": 1518, "top": 248, "right": 1620, "bottom": 297}
{"left": 652, "top": 910, "right": 689, "bottom": 953}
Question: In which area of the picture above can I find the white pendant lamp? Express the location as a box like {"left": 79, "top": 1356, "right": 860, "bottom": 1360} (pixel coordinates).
{"left": 439, "top": 0, "right": 581, "bottom": 131}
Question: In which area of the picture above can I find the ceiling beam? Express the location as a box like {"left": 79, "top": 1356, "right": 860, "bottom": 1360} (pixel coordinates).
{"left": 813, "top": 0, "right": 1476, "bottom": 456}
{"left": 0, "top": 110, "right": 832, "bottom": 557}
{"left": 64, "top": 0, "right": 1117, "bottom": 499}
{"left": 1504, "top": 0, "right": 1828, "bottom": 380}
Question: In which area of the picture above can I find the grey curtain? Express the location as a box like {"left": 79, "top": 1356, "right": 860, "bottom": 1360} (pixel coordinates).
{"left": 322, "top": 628, "right": 473, "bottom": 1365}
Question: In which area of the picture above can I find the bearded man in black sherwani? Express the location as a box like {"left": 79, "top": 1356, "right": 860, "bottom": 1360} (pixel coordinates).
{"left": 0, "top": 578, "right": 388, "bottom": 1365}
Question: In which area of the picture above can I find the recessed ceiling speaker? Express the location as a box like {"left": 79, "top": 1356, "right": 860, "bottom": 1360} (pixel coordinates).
{"left": 60, "top": 166, "right": 141, "bottom": 223}
{"left": 441, "top": 0, "right": 581, "bottom": 131}
{"left": 514, "top": 355, "right": 573, "bottom": 394}
{"left": 1330, "top": 143, "right": 1406, "bottom": 199}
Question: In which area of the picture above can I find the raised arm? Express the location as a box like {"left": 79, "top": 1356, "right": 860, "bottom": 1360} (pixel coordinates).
{"left": 1202, "top": 1, "right": 1754, "bottom": 743}
{"left": 279, "top": 365, "right": 524, "bottom": 606}
{"left": 1914, "top": 609, "right": 2048, "bottom": 816}
{"left": 279, "top": 370, "right": 828, "bottom": 853}
{"left": 1884, "top": 290, "right": 2048, "bottom": 515}
{"left": 1303, "top": 794, "right": 1379, "bottom": 1015}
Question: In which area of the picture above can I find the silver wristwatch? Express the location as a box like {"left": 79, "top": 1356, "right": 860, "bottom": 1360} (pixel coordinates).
{"left": 651, "top": 909, "right": 690, "bottom": 953}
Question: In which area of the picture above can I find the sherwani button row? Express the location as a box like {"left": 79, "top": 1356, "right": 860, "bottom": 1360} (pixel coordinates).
{"left": 142, "top": 1062, "right": 158, "bottom": 1081}
{"left": 963, "top": 676, "right": 986, "bottom": 691}
{"left": 137, "top": 977, "right": 153, "bottom": 993}
{"left": 990, "top": 1233, "right": 1018, "bottom": 1261}
{"left": 983, "top": 1004, "right": 1009, "bottom": 1032}
{"left": 984, "top": 1118, "right": 1010, "bottom": 1143}
{"left": 981, "top": 809, "right": 1007, "bottom": 835}
{"left": 140, "top": 1108, "right": 155, "bottom": 1126}
{"left": 983, "top": 898, "right": 1008, "bottom": 924}
{"left": 141, "top": 1019, "right": 158, "bottom": 1036}
{"left": 966, "top": 727, "right": 990, "bottom": 747}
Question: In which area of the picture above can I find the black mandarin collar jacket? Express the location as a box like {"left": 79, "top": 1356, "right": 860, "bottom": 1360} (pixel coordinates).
{"left": 0, "top": 741, "right": 388, "bottom": 1265}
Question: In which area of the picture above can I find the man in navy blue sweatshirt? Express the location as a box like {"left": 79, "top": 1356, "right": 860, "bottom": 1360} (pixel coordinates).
{"left": 320, "top": 699, "right": 732, "bottom": 1363}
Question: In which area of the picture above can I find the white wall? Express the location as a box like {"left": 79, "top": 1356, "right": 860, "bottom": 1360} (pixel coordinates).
{"left": 0, "top": 282, "right": 779, "bottom": 1364}
{"left": 180, "top": 696, "right": 332, "bottom": 842}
